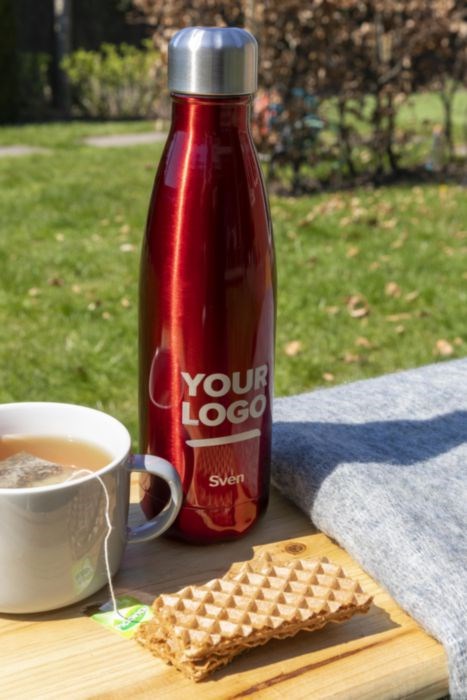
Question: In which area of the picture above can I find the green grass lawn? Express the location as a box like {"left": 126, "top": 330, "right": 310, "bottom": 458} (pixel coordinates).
{"left": 398, "top": 89, "right": 467, "bottom": 141}
{"left": 0, "top": 121, "right": 466, "bottom": 442}
{"left": 0, "top": 120, "right": 158, "bottom": 148}
{"left": 322, "top": 89, "right": 467, "bottom": 141}
{"left": 320, "top": 89, "right": 467, "bottom": 172}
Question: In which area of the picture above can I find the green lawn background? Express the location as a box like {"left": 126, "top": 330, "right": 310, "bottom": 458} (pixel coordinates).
{"left": 0, "top": 114, "right": 465, "bottom": 442}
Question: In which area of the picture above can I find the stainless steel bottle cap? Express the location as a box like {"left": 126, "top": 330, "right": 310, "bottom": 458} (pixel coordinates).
{"left": 168, "top": 27, "right": 258, "bottom": 96}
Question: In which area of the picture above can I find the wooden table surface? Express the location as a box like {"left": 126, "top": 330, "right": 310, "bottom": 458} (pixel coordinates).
{"left": 0, "top": 485, "right": 449, "bottom": 700}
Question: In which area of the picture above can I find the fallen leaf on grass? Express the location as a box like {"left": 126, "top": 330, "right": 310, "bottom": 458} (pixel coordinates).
{"left": 355, "top": 336, "right": 373, "bottom": 348}
{"left": 325, "top": 306, "right": 340, "bottom": 315}
{"left": 47, "top": 277, "right": 64, "bottom": 287}
{"left": 300, "top": 196, "right": 346, "bottom": 225}
{"left": 120, "top": 243, "right": 135, "bottom": 253}
{"left": 346, "top": 246, "right": 360, "bottom": 258}
{"left": 346, "top": 294, "right": 370, "bottom": 318}
{"left": 28, "top": 287, "right": 40, "bottom": 297}
{"left": 386, "top": 312, "right": 412, "bottom": 322}
{"left": 353, "top": 207, "right": 366, "bottom": 219}
{"left": 381, "top": 218, "right": 398, "bottom": 230}
{"left": 454, "top": 337, "right": 464, "bottom": 346}
{"left": 342, "top": 352, "right": 361, "bottom": 364}
{"left": 405, "top": 290, "right": 420, "bottom": 302}
{"left": 284, "top": 340, "right": 303, "bottom": 356}
{"left": 434, "top": 339, "right": 454, "bottom": 357}
{"left": 395, "top": 325, "right": 405, "bottom": 334}
{"left": 390, "top": 233, "right": 408, "bottom": 249}
{"left": 378, "top": 201, "right": 394, "bottom": 216}
{"left": 120, "top": 224, "right": 131, "bottom": 235}
{"left": 369, "top": 261, "right": 381, "bottom": 271}
{"left": 438, "top": 184, "right": 449, "bottom": 200}
{"left": 322, "top": 372, "right": 335, "bottom": 382}
{"left": 385, "top": 281, "right": 402, "bottom": 298}
{"left": 120, "top": 298, "right": 131, "bottom": 308}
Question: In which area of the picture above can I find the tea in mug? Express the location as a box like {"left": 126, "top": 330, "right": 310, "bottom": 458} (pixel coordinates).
{"left": 0, "top": 435, "right": 112, "bottom": 488}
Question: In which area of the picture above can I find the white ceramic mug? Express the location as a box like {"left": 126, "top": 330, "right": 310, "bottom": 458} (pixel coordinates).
{"left": 0, "top": 402, "right": 183, "bottom": 613}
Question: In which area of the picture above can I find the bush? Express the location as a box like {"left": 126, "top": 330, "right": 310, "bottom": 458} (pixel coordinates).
{"left": 62, "top": 40, "right": 163, "bottom": 119}
{"left": 133, "top": 0, "right": 467, "bottom": 192}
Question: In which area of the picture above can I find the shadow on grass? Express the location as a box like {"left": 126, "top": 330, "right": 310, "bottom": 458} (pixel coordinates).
{"left": 267, "top": 162, "right": 467, "bottom": 196}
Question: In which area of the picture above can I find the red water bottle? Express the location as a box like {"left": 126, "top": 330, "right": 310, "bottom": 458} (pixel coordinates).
{"left": 139, "top": 27, "right": 276, "bottom": 543}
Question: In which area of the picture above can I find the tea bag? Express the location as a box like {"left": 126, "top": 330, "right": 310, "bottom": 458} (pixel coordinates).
{"left": 0, "top": 452, "right": 79, "bottom": 488}
{"left": 0, "top": 452, "right": 130, "bottom": 622}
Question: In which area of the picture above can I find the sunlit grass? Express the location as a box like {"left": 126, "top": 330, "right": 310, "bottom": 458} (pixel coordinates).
{"left": 273, "top": 185, "right": 466, "bottom": 393}
{"left": 0, "top": 121, "right": 465, "bottom": 443}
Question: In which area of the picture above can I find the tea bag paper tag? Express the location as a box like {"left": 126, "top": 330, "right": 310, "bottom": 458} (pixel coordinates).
{"left": 90, "top": 595, "right": 153, "bottom": 638}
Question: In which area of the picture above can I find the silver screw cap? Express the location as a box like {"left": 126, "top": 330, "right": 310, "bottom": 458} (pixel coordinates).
{"left": 168, "top": 27, "right": 258, "bottom": 96}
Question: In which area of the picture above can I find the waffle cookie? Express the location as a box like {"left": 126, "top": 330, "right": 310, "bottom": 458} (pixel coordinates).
{"left": 136, "top": 552, "right": 373, "bottom": 681}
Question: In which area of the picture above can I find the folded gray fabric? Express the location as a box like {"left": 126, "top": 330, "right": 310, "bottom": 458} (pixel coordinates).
{"left": 272, "top": 359, "right": 467, "bottom": 699}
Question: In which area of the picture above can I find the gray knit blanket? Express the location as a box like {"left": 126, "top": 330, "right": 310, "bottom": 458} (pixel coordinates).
{"left": 272, "top": 359, "right": 467, "bottom": 699}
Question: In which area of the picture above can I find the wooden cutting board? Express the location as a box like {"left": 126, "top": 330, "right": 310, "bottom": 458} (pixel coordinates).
{"left": 0, "top": 484, "right": 448, "bottom": 700}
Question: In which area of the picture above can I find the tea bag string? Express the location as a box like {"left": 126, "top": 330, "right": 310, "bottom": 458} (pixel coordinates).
{"left": 65, "top": 469, "right": 130, "bottom": 622}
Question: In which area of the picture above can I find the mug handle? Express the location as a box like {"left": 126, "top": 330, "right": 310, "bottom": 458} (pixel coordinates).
{"left": 126, "top": 454, "right": 183, "bottom": 544}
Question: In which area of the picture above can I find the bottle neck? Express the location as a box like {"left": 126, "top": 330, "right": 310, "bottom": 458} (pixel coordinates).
{"left": 170, "top": 94, "right": 253, "bottom": 134}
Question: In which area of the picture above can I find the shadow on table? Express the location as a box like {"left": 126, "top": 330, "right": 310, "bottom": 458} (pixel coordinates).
{"left": 213, "top": 603, "right": 399, "bottom": 689}
{"left": 117, "top": 487, "right": 315, "bottom": 595}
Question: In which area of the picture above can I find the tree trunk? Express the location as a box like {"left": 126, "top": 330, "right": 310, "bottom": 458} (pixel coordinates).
{"left": 337, "top": 97, "right": 356, "bottom": 177}
{"left": 291, "top": 159, "right": 302, "bottom": 195}
{"left": 440, "top": 88, "right": 456, "bottom": 163}
{"left": 385, "top": 94, "right": 399, "bottom": 175}
{"left": 244, "top": 0, "right": 257, "bottom": 34}
{"left": 53, "top": 0, "right": 72, "bottom": 115}
{"left": 371, "top": 93, "right": 385, "bottom": 177}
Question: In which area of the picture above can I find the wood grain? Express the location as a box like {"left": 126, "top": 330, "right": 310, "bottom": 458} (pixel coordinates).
{"left": 0, "top": 484, "right": 449, "bottom": 700}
